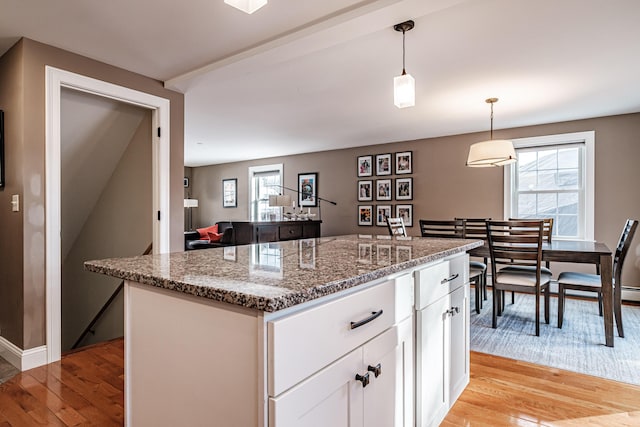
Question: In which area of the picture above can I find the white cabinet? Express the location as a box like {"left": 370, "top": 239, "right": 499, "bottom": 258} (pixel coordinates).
{"left": 270, "top": 316, "right": 413, "bottom": 427}
{"left": 415, "top": 253, "right": 470, "bottom": 427}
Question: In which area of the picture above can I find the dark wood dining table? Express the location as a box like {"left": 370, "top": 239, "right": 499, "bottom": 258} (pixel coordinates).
{"left": 468, "top": 239, "right": 615, "bottom": 347}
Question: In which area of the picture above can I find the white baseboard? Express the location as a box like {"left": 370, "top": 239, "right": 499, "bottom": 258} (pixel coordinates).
{"left": 0, "top": 336, "right": 48, "bottom": 371}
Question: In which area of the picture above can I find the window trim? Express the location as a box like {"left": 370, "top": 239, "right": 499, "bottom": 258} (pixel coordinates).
{"left": 503, "top": 131, "right": 595, "bottom": 241}
{"left": 248, "top": 163, "right": 283, "bottom": 221}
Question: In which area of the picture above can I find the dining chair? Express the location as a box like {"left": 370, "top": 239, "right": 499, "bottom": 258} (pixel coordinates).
{"left": 486, "top": 220, "right": 551, "bottom": 336}
{"left": 455, "top": 218, "right": 490, "bottom": 312}
{"left": 557, "top": 219, "right": 638, "bottom": 337}
{"left": 387, "top": 217, "right": 407, "bottom": 237}
{"left": 419, "top": 219, "right": 484, "bottom": 314}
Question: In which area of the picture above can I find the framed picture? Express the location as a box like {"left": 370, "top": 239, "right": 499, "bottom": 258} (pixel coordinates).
{"left": 376, "top": 153, "right": 392, "bottom": 176}
{"left": 376, "top": 204, "right": 392, "bottom": 227}
{"left": 358, "top": 180, "right": 373, "bottom": 201}
{"left": 299, "top": 239, "right": 316, "bottom": 269}
{"left": 376, "top": 179, "right": 392, "bottom": 201}
{"left": 0, "top": 110, "right": 4, "bottom": 188}
{"left": 358, "top": 243, "right": 372, "bottom": 264}
{"left": 396, "top": 204, "right": 413, "bottom": 227}
{"left": 395, "top": 151, "right": 412, "bottom": 174}
{"left": 223, "top": 246, "right": 236, "bottom": 262}
{"left": 223, "top": 178, "right": 237, "bottom": 208}
{"left": 376, "top": 245, "right": 392, "bottom": 266}
{"left": 357, "top": 155, "right": 373, "bottom": 177}
{"left": 183, "top": 177, "right": 189, "bottom": 188}
{"left": 395, "top": 177, "right": 413, "bottom": 200}
{"left": 358, "top": 205, "right": 373, "bottom": 226}
{"left": 298, "top": 172, "right": 318, "bottom": 207}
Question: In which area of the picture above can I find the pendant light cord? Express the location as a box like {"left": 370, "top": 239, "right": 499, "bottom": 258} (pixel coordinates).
{"left": 490, "top": 101, "right": 494, "bottom": 140}
{"left": 402, "top": 29, "right": 407, "bottom": 75}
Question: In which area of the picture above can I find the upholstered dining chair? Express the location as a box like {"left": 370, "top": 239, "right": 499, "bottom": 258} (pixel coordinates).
{"left": 419, "top": 219, "right": 485, "bottom": 314}
{"left": 455, "top": 218, "right": 490, "bottom": 313}
{"left": 486, "top": 220, "right": 551, "bottom": 336}
{"left": 387, "top": 217, "right": 407, "bottom": 237}
{"left": 557, "top": 219, "right": 638, "bottom": 337}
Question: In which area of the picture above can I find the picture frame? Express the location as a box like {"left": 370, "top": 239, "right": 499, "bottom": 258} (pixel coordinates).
{"left": 396, "top": 204, "right": 413, "bottom": 227}
{"left": 376, "top": 179, "right": 392, "bottom": 201}
{"left": 299, "top": 239, "right": 316, "bottom": 269}
{"left": 358, "top": 205, "right": 373, "bottom": 226}
{"left": 222, "top": 178, "right": 237, "bottom": 208}
{"left": 376, "top": 204, "right": 392, "bottom": 227}
{"left": 395, "top": 177, "right": 413, "bottom": 200}
{"left": 223, "top": 246, "right": 236, "bottom": 262}
{"left": 183, "top": 177, "right": 189, "bottom": 188}
{"left": 358, "top": 180, "right": 373, "bottom": 201}
{"left": 0, "top": 110, "right": 4, "bottom": 188}
{"left": 357, "top": 155, "right": 373, "bottom": 177}
{"left": 395, "top": 151, "right": 412, "bottom": 174}
{"left": 376, "top": 153, "right": 392, "bottom": 176}
{"left": 298, "top": 172, "right": 318, "bottom": 207}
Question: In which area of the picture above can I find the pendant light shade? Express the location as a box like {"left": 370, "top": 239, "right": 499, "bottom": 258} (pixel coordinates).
{"left": 224, "top": 0, "right": 267, "bottom": 14}
{"left": 394, "top": 73, "right": 415, "bottom": 108}
{"left": 393, "top": 20, "right": 415, "bottom": 109}
{"left": 466, "top": 98, "right": 516, "bottom": 167}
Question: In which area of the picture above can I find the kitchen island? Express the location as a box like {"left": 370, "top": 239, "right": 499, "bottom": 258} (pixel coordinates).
{"left": 86, "top": 234, "right": 482, "bottom": 427}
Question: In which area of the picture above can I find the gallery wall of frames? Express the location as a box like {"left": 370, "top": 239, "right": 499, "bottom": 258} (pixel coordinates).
{"left": 357, "top": 151, "right": 413, "bottom": 228}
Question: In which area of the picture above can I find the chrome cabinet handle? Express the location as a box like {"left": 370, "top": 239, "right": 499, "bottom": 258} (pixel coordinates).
{"left": 350, "top": 309, "right": 383, "bottom": 330}
{"left": 355, "top": 372, "right": 370, "bottom": 387}
{"left": 441, "top": 273, "right": 459, "bottom": 284}
{"left": 444, "top": 306, "right": 461, "bottom": 317}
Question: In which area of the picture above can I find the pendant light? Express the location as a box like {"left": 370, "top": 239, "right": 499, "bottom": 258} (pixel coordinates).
{"left": 466, "top": 98, "right": 516, "bottom": 167}
{"left": 224, "top": 0, "right": 267, "bottom": 14}
{"left": 393, "top": 20, "right": 415, "bottom": 109}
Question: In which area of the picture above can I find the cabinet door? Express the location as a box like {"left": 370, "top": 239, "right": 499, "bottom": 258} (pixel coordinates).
{"left": 363, "top": 319, "right": 413, "bottom": 427}
{"left": 269, "top": 349, "right": 363, "bottom": 427}
{"left": 448, "top": 283, "right": 470, "bottom": 403}
{"left": 416, "top": 294, "right": 449, "bottom": 427}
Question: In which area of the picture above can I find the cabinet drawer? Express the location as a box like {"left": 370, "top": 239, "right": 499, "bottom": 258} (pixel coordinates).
{"left": 257, "top": 225, "right": 279, "bottom": 242}
{"left": 416, "top": 254, "right": 468, "bottom": 310}
{"left": 279, "top": 224, "right": 303, "bottom": 240}
{"left": 268, "top": 278, "right": 410, "bottom": 397}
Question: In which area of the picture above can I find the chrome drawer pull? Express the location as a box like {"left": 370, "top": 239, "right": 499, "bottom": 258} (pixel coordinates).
{"left": 350, "top": 309, "right": 383, "bottom": 330}
{"left": 441, "top": 273, "right": 459, "bottom": 284}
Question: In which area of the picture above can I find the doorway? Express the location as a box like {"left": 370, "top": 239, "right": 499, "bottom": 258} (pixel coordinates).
{"left": 45, "top": 67, "right": 171, "bottom": 365}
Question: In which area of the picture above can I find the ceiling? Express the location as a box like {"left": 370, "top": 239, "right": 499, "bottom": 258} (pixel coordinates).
{"left": 2, "top": 0, "right": 640, "bottom": 166}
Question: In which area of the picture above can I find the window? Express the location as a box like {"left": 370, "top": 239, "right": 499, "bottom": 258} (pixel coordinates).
{"left": 248, "top": 164, "right": 283, "bottom": 221}
{"left": 504, "top": 132, "right": 594, "bottom": 240}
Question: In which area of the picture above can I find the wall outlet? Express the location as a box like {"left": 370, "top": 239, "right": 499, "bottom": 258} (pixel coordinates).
{"left": 11, "top": 195, "right": 19, "bottom": 212}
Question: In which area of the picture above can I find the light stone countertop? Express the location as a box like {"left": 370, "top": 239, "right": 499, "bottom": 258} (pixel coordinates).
{"left": 84, "top": 234, "right": 483, "bottom": 312}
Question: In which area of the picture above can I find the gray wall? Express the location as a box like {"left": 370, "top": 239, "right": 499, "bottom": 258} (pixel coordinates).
{"left": 0, "top": 38, "right": 184, "bottom": 350}
{"left": 61, "top": 111, "right": 152, "bottom": 351}
{"left": 190, "top": 112, "right": 640, "bottom": 288}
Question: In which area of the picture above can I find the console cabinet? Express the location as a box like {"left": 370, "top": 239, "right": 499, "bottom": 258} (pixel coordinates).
{"left": 233, "top": 220, "right": 321, "bottom": 244}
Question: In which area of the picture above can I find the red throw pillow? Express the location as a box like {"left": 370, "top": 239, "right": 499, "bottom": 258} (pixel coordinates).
{"left": 197, "top": 224, "right": 218, "bottom": 239}
{"left": 207, "top": 231, "right": 223, "bottom": 242}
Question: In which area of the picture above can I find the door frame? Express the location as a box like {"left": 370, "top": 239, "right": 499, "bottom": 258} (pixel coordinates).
{"left": 45, "top": 66, "right": 171, "bottom": 364}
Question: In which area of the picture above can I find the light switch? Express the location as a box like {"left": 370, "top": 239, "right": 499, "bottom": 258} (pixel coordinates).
{"left": 11, "top": 194, "right": 19, "bottom": 212}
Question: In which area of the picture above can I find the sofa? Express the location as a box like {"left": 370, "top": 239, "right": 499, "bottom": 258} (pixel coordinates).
{"left": 184, "top": 221, "right": 234, "bottom": 250}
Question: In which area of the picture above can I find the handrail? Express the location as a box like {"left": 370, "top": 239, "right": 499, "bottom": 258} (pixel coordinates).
{"left": 72, "top": 243, "right": 153, "bottom": 350}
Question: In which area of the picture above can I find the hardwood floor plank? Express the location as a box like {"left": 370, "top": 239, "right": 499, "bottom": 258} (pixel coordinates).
{"left": 445, "top": 351, "right": 640, "bottom": 426}
{"left": 17, "top": 373, "right": 87, "bottom": 426}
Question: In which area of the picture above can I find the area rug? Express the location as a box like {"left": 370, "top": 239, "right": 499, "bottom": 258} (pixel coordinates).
{"left": 470, "top": 290, "right": 640, "bottom": 385}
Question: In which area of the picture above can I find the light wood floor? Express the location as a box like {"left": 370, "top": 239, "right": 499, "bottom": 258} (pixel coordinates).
{"left": 1, "top": 339, "right": 639, "bottom": 426}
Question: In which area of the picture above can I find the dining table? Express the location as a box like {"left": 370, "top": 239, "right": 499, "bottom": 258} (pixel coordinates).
{"left": 468, "top": 239, "right": 615, "bottom": 347}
